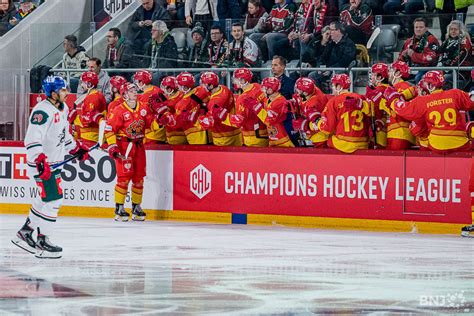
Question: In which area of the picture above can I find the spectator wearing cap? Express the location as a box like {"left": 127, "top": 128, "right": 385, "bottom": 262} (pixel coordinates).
{"left": 61, "top": 34, "right": 89, "bottom": 93}
{"left": 77, "top": 57, "right": 111, "bottom": 102}
{"left": 398, "top": 17, "right": 439, "bottom": 82}
{"left": 244, "top": 0, "right": 268, "bottom": 35}
{"left": 0, "top": 0, "right": 17, "bottom": 36}
{"left": 185, "top": 0, "right": 218, "bottom": 34}
{"left": 339, "top": 0, "right": 374, "bottom": 45}
{"left": 103, "top": 28, "right": 136, "bottom": 79}
{"left": 128, "top": 0, "right": 170, "bottom": 54}
{"left": 144, "top": 20, "right": 178, "bottom": 83}
{"left": 9, "top": 0, "right": 36, "bottom": 28}
{"left": 187, "top": 22, "right": 210, "bottom": 69}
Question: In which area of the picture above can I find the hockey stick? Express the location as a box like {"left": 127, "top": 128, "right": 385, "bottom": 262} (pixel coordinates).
{"left": 366, "top": 27, "right": 381, "bottom": 50}
{"left": 124, "top": 142, "right": 133, "bottom": 159}
{"left": 51, "top": 120, "right": 107, "bottom": 169}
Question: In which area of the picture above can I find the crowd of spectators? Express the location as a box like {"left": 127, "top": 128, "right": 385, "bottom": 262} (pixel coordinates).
{"left": 43, "top": 0, "right": 471, "bottom": 93}
{"left": 81, "top": 0, "right": 469, "bottom": 89}
{"left": 0, "top": 0, "right": 40, "bottom": 37}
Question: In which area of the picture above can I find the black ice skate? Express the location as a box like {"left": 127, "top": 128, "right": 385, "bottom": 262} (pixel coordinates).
{"left": 132, "top": 204, "right": 146, "bottom": 221}
{"left": 11, "top": 217, "right": 36, "bottom": 254}
{"left": 115, "top": 204, "right": 130, "bottom": 222}
{"left": 35, "top": 228, "right": 62, "bottom": 259}
{"left": 461, "top": 225, "right": 474, "bottom": 238}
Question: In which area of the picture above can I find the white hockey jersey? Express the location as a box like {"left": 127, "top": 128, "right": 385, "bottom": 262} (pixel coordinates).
{"left": 24, "top": 99, "right": 76, "bottom": 172}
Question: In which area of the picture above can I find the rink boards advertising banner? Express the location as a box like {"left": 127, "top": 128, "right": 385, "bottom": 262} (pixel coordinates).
{"left": 173, "top": 148, "right": 472, "bottom": 224}
{"left": 0, "top": 145, "right": 173, "bottom": 211}
{"left": 0, "top": 143, "right": 472, "bottom": 225}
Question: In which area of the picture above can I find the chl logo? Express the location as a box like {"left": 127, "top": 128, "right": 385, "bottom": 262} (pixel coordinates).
{"left": 103, "top": 0, "right": 133, "bottom": 17}
{"left": 190, "top": 164, "right": 211, "bottom": 199}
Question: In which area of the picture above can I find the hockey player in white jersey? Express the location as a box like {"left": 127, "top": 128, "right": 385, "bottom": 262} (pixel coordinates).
{"left": 11, "top": 76, "right": 90, "bottom": 258}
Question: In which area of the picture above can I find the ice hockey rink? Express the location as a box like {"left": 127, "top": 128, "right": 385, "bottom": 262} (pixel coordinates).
{"left": 0, "top": 214, "right": 472, "bottom": 315}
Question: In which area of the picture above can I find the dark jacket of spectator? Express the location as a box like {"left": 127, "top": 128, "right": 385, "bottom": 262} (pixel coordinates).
{"left": 398, "top": 31, "right": 440, "bottom": 67}
{"left": 187, "top": 38, "right": 210, "bottom": 68}
{"left": 320, "top": 34, "right": 356, "bottom": 67}
{"left": 0, "top": 1, "right": 17, "bottom": 36}
{"left": 302, "top": 35, "right": 330, "bottom": 66}
{"left": 128, "top": 0, "right": 170, "bottom": 41}
{"left": 144, "top": 32, "right": 178, "bottom": 68}
{"left": 103, "top": 37, "right": 136, "bottom": 69}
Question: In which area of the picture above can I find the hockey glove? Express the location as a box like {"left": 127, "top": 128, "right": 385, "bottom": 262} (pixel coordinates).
{"left": 365, "top": 87, "right": 383, "bottom": 105}
{"left": 69, "top": 141, "right": 90, "bottom": 161}
{"left": 67, "top": 108, "right": 77, "bottom": 124}
{"left": 383, "top": 86, "right": 401, "bottom": 106}
{"left": 108, "top": 144, "right": 121, "bottom": 159}
{"left": 35, "top": 153, "right": 51, "bottom": 181}
{"left": 211, "top": 105, "right": 228, "bottom": 121}
{"left": 158, "top": 112, "right": 177, "bottom": 127}
{"left": 292, "top": 118, "right": 309, "bottom": 132}
{"left": 81, "top": 111, "right": 103, "bottom": 126}
{"left": 241, "top": 96, "right": 263, "bottom": 114}
{"left": 265, "top": 109, "right": 279, "bottom": 124}
{"left": 149, "top": 93, "right": 168, "bottom": 116}
{"left": 229, "top": 114, "right": 244, "bottom": 128}
{"left": 466, "top": 121, "right": 474, "bottom": 139}
{"left": 198, "top": 114, "right": 215, "bottom": 130}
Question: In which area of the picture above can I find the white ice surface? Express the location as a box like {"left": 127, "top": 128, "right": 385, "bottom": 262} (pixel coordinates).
{"left": 0, "top": 214, "right": 473, "bottom": 315}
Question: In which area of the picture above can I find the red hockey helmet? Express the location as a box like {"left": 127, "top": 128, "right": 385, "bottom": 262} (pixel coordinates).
{"left": 176, "top": 72, "right": 195, "bottom": 88}
{"left": 416, "top": 78, "right": 429, "bottom": 95}
{"left": 120, "top": 82, "right": 138, "bottom": 97}
{"left": 81, "top": 71, "right": 99, "bottom": 87}
{"left": 110, "top": 76, "right": 127, "bottom": 91}
{"left": 390, "top": 61, "right": 410, "bottom": 79}
{"left": 160, "top": 76, "right": 177, "bottom": 91}
{"left": 330, "top": 74, "right": 351, "bottom": 89}
{"left": 422, "top": 71, "right": 445, "bottom": 89}
{"left": 200, "top": 72, "right": 219, "bottom": 87}
{"left": 295, "top": 77, "right": 316, "bottom": 96}
{"left": 370, "top": 63, "right": 389, "bottom": 79}
{"left": 133, "top": 70, "right": 152, "bottom": 85}
{"left": 233, "top": 68, "right": 253, "bottom": 83}
{"left": 262, "top": 77, "right": 281, "bottom": 94}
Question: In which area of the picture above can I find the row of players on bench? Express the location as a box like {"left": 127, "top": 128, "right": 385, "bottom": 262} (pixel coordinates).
{"left": 68, "top": 62, "right": 474, "bottom": 154}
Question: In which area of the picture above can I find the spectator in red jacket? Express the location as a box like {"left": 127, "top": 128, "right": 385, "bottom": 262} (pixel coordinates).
{"left": 398, "top": 17, "right": 440, "bottom": 83}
